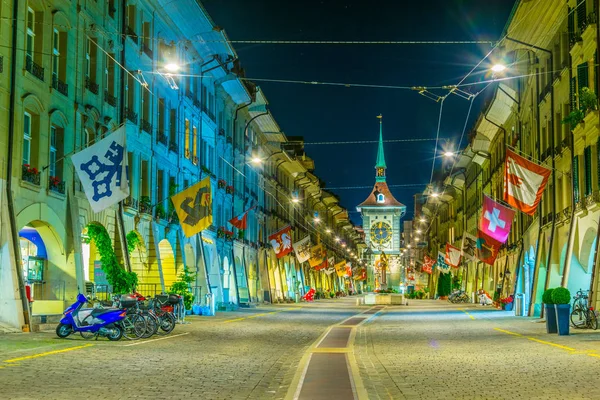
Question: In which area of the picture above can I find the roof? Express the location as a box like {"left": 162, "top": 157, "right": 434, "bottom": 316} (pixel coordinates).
{"left": 375, "top": 118, "right": 386, "bottom": 169}
{"left": 357, "top": 181, "right": 405, "bottom": 209}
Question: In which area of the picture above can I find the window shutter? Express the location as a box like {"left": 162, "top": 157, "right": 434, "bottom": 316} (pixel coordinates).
{"left": 578, "top": 62, "right": 589, "bottom": 92}
{"left": 574, "top": 155, "right": 580, "bottom": 203}
{"left": 577, "top": 0, "right": 587, "bottom": 31}
{"left": 570, "top": 76, "right": 578, "bottom": 111}
{"left": 585, "top": 146, "right": 592, "bottom": 196}
{"left": 568, "top": 7, "right": 575, "bottom": 44}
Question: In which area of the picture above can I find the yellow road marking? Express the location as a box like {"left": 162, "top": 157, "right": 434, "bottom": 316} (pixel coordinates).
{"left": 3, "top": 344, "right": 94, "bottom": 363}
{"left": 459, "top": 309, "right": 475, "bottom": 320}
{"left": 526, "top": 337, "right": 575, "bottom": 351}
{"left": 588, "top": 353, "right": 600, "bottom": 358}
{"left": 494, "top": 328, "right": 523, "bottom": 337}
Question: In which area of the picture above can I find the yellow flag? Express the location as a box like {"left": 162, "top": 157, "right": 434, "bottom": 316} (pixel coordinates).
{"left": 171, "top": 177, "right": 212, "bottom": 238}
{"left": 335, "top": 260, "right": 347, "bottom": 277}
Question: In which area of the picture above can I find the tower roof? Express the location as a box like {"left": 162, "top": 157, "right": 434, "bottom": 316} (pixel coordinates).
{"left": 375, "top": 117, "right": 386, "bottom": 169}
{"left": 357, "top": 181, "right": 405, "bottom": 209}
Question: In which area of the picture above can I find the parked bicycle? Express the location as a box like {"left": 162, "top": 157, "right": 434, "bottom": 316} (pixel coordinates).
{"left": 570, "top": 289, "right": 598, "bottom": 330}
{"left": 448, "top": 290, "right": 470, "bottom": 304}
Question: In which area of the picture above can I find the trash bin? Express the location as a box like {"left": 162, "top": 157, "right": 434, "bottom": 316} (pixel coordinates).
{"left": 205, "top": 293, "right": 215, "bottom": 316}
{"left": 514, "top": 293, "right": 525, "bottom": 316}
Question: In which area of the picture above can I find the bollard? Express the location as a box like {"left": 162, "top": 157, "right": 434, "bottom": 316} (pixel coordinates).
{"left": 205, "top": 293, "right": 215, "bottom": 316}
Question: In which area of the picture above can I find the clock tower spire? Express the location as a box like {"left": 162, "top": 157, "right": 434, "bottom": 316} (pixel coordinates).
{"left": 375, "top": 115, "right": 386, "bottom": 182}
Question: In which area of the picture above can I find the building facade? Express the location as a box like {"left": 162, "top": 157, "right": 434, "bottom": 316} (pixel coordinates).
{"left": 0, "top": 0, "right": 364, "bottom": 331}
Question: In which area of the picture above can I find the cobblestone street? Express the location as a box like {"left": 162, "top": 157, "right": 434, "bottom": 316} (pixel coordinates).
{"left": 3, "top": 298, "right": 600, "bottom": 399}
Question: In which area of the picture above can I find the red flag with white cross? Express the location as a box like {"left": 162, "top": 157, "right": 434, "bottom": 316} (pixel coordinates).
{"left": 504, "top": 149, "right": 551, "bottom": 215}
{"left": 480, "top": 195, "right": 515, "bottom": 244}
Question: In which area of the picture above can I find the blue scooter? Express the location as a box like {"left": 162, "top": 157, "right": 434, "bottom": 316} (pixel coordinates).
{"left": 56, "top": 293, "right": 126, "bottom": 341}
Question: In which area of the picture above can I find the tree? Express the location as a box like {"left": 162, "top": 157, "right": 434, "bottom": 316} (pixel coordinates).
{"left": 437, "top": 272, "right": 452, "bottom": 297}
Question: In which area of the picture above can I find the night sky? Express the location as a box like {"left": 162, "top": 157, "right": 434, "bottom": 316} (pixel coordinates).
{"left": 203, "top": 0, "right": 516, "bottom": 224}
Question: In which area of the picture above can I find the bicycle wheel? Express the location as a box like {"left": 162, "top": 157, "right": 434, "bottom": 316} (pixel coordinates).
{"left": 141, "top": 314, "right": 158, "bottom": 339}
{"left": 570, "top": 307, "right": 586, "bottom": 328}
{"left": 588, "top": 309, "right": 598, "bottom": 330}
{"left": 158, "top": 312, "right": 176, "bottom": 334}
{"left": 123, "top": 314, "right": 146, "bottom": 340}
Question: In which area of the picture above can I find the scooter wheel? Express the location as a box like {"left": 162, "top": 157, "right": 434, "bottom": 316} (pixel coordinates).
{"left": 107, "top": 325, "right": 123, "bottom": 341}
{"left": 56, "top": 323, "right": 72, "bottom": 338}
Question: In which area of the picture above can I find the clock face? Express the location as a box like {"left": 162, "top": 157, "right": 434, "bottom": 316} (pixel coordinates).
{"left": 370, "top": 221, "right": 392, "bottom": 245}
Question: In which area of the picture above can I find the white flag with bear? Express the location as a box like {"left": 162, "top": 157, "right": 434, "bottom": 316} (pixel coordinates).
{"left": 71, "top": 126, "right": 129, "bottom": 213}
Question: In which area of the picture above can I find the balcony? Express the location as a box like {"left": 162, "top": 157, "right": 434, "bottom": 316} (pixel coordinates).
{"left": 52, "top": 75, "right": 68, "bottom": 96}
{"left": 124, "top": 196, "right": 139, "bottom": 212}
{"left": 218, "top": 128, "right": 225, "bottom": 137}
{"left": 157, "top": 131, "right": 168, "bottom": 146}
{"left": 104, "top": 90, "right": 117, "bottom": 107}
{"left": 193, "top": 99, "right": 201, "bottom": 110}
{"left": 124, "top": 107, "right": 138, "bottom": 124}
{"left": 142, "top": 43, "right": 153, "bottom": 59}
{"left": 141, "top": 119, "right": 152, "bottom": 134}
{"left": 168, "top": 141, "right": 178, "bottom": 153}
{"left": 85, "top": 76, "right": 99, "bottom": 95}
{"left": 0, "top": 55, "right": 4, "bottom": 73}
{"left": 193, "top": 155, "right": 198, "bottom": 165}
{"left": 126, "top": 26, "right": 138, "bottom": 45}
{"left": 25, "top": 57, "right": 44, "bottom": 82}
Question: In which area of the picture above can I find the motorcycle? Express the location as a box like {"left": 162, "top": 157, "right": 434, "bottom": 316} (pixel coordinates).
{"left": 56, "top": 293, "right": 126, "bottom": 341}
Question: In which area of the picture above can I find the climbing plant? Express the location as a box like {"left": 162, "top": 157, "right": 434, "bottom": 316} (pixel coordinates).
{"left": 169, "top": 265, "right": 195, "bottom": 310}
{"left": 84, "top": 224, "right": 138, "bottom": 294}
{"left": 126, "top": 231, "right": 141, "bottom": 254}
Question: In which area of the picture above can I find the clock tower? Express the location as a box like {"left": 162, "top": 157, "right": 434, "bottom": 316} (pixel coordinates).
{"left": 356, "top": 116, "right": 406, "bottom": 291}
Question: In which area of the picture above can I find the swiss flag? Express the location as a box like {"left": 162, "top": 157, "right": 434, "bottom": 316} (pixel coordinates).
{"left": 504, "top": 149, "right": 551, "bottom": 216}
{"left": 480, "top": 195, "right": 515, "bottom": 244}
{"left": 445, "top": 244, "right": 461, "bottom": 268}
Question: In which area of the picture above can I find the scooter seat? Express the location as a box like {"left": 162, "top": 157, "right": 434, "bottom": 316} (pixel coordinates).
{"left": 90, "top": 308, "right": 119, "bottom": 317}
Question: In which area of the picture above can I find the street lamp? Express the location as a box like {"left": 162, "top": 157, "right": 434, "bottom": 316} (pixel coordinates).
{"left": 164, "top": 62, "right": 181, "bottom": 72}
{"left": 250, "top": 157, "right": 262, "bottom": 165}
{"left": 443, "top": 151, "right": 455, "bottom": 158}
{"left": 491, "top": 63, "right": 507, "bottom": 73}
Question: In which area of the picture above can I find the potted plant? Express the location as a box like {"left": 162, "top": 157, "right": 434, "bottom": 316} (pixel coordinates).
{"left": 500, "top": 295, "right": 514, "bottom": 311}
{"left": 552, "top": 287, "right": 571, "bottom": 336}
{"left": 542, "top": 288, "right": 557, "bottom": 334}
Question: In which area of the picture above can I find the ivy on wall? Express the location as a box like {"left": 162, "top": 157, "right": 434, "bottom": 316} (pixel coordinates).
{"left": 84, "top": 224, "right": 138, "bottom": 294}
{"left": 126, "top": 231, "right": 141, "bottom": 254}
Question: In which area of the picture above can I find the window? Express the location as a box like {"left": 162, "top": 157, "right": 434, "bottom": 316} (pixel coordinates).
{"left": 184, "top": 119, "right": 190, "bottom": 158}
{"left": 85, "top": 128, "right": 95, "bottom": 147}
{"left": 23, "top": 113, "right": 32, "bottom": 165}
{"left": 85, "top": 39, "right": 98, "bottom": 93}
{"left": 49, "top": 126, "right": 57, "bottom": 178}
{"left": 26, "top": 8, "right": 35, "bottom": 64}
{"left": 49, "top": 126, "right": 64, "bottom": 181}
{"left": 169, "top": 109, "right": 177, "bottom": 147}
{"left": 377, "top": 194, "right": 385, "bottom": 203}
{"left": 105, "top": 53, "right": 115, "bottom": 97}
{"left": 108, "top": 0, "right": 116, "bottom": 19}
{"left": 52, "top": 29, "right": 59, "bottom": 81}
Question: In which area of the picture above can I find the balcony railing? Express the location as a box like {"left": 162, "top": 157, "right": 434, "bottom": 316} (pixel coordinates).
{"left": 49, "top": 177, "right": 66, "bottom": 194}
{"left": 22, "top": 165, "right": 40, "bottom": 185}
{"left": 157, "top": 131, "right": 168, "bottom": 146}
{"left": 0, "top": 55, "right": 4, "bottom": 73}
{"left": 142, "top": 43, "right": 153, "bottom": 59}
{"left": 193, "top": 99, "right": 201, "bottom": 109}
{"left": 124, "top": 197, "right": 138, "bottom": 210}
{"left": 25, "top": 57, "right": 45, "bottom": 81}
{"left": 104, "top": 90, "right": 117, "bottom": 107}
{"left": 141, "top": 119, "right": 152, "bottom": 134}
{"left": 124, "top": 107, "right": 138, "bottom": 124}
{"left": 85, "top": 76, "right": 99, "bottom": 94}
{"left": 52, "top": 75, "right": 68, "bottom": 96}
{"left": 169, "top": 141, "right": 178, "bottom": 153}
{"left": 126, "top": 26, "right": 138, "bottom": 44}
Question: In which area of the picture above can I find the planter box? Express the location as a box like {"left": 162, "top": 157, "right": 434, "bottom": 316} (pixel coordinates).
{"left": 555, "top": 304, "right": 570, "bottom": 336}
{"left": 545, "top": 304, "right": 557, "bottom": 333}
{"left": 364, "top": 293, "right": 406, "bottom": 305}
